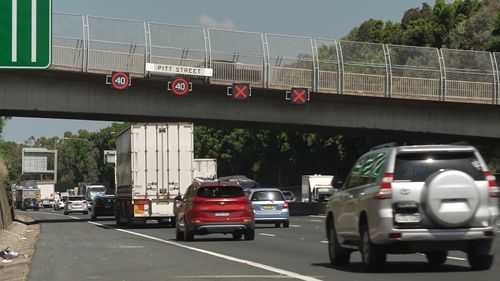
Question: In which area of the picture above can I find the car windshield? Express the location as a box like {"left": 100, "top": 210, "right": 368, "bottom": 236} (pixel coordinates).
{"left": 197, "top": 186, "right": 244, "bottom": 198}
{"left": 394, "top": 152, "right": 484, "bottom": 181}
{"left": 68, "top": 196, "right": 85, "bottom": 201}
{"left": 251, "top": 191, "right": 285, "bottom": 201}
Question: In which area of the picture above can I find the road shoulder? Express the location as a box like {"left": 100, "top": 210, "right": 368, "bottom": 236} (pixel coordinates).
{"left": 0, "top": 214, "right": 40, "bottom": 281}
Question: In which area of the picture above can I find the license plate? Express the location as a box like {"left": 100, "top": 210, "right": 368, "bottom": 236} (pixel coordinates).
{"left": 395, "top": 213, "right": 421, "bottom": 223}
{"left": 215, "top": 212, "right": 229, "bottom": 217}
{"left": 262, "top": 205, "right": 274, "bottom": 210}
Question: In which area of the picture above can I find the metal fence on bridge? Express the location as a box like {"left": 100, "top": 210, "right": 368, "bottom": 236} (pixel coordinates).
{"left": 51, "top": 12, "right": 500, "bottom": 105}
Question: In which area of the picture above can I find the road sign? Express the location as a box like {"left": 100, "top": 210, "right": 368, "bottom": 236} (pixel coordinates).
{"left": 0, "top": 0, "right": 52, "bottom": 69}
{"left": 286, "top": 88, "right": 310, "bottom": 104}
{"left": 228, "top": 83, "right": 251, "bottom": 100}
{"left": 146, "top": 63, "right": 213, "bottom": 77}
{"left": 108, "top": 72, "right": 130, "bottom": 90}
{"left": 169, "top": 77, "right": 192, "bottom": 95}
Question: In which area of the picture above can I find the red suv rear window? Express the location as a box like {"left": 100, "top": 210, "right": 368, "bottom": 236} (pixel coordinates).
{"left": 197, "top": 186, "right": 244, "bottom": 198}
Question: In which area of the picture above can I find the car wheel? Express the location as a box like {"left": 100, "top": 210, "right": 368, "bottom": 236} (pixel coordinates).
{"left": 64, "top": 211, "right": 68, "bottom": 215}
{"left": 232, "top": 233, "right": 243, "bottom": 240}
{"left": 328, "top": 220, "right": 350, "bottom": 266}
{"left": 91, "top": 214, "right": 97, "bottom": 221}
{"left": 275, "top": 222, "right": 281, "bottom": 228}
{"left": 244, "top": 229, "right": 255, "bottom": 241}
{"left": 84, "top": 211, "right": 89, "bottom": 215}
{"left": 425, "top": 251, "right": 447, "bottom": 265}
{"left": 283, "top": 221, "right": 290, "bottom": 228}
{"left": 360, "top": 225, "right": 386, "bottom": 272}
{"left": 175, "top": 222, "right": 184, "bottom": 241}
{"left": 184, "top": 219, "right": 194, "bottom": 241}
{"left": 468, "top": 253, "right": 494, "bottom": 270}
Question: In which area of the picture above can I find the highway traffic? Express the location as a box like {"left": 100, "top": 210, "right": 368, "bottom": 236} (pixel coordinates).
{"left": 23, "top": 209, "right": 500, "bottom": 281}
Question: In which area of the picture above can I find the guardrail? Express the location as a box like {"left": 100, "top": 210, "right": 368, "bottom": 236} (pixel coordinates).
{"left": 51, "top": 12, "right": 500, "bottom": 105}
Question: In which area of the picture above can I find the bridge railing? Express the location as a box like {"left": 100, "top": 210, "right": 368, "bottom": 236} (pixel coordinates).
{"left": 50, "top": 12, "right": 500, "bottom": 105}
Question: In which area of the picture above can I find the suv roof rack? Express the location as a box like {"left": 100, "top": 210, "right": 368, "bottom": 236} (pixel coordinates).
{"left": 370, "top": 142, "right": 398, "bottom": 151}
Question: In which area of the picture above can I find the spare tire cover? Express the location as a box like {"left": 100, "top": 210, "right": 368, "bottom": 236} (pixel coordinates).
{"left": 423, "top": 169, "right": 480, "bottom": 228}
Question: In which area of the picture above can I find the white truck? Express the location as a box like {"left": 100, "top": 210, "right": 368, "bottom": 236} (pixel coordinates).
{"left": 115, "top": 123, "right": 194, "bottom": 226}
{"left": 301, "top": 175, "right": 336, "bottom": 202}
{"left": 193, "top": 158, "right": 217, "bottom": 180}
{"left": 38, "top": 181, "right": 55, "bottom": 208}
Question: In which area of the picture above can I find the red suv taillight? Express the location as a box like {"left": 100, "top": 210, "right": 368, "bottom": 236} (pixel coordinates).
{"left": 484, "top": 171, "right": 499, "bottom": 197}
{"left": 374, "top": 173, "right": 393, "bottom": 199}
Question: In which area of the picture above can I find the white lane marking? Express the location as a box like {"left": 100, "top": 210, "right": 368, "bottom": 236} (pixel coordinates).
{"left": 23, "top": 210, "right": 80, "bottom": 220}
{"left": 11, "top": 0, "right": 17, "bottom": 62}
{"left": 290, "top": 225, "right": 301, "bottom": 228}
{"left": 258, "top": 233, "right": 276, "bottom": 237}
{"left": 447, "top": 256, "right": 467, "bottom": 261}
{"left": 309, "top": 220, "right": 322, "bottom": 223}
{"left": 31, "top": 0, "right": 37, "bottom": 62}
{"left": 308, "top": 215, "right": 325, "bottom": 218}
{"left": 119, "top": 245, "right": 145, "bottom": 249}
{"left": 320, "top": 241, "right": 328, "bottom": 244}
{"left": 87, "top": 221, "right": 321, "bottom": 281}
{"left": 175, "top": 275, "right": 294, "bottom": 279}
{"left": 419, "top": 253, "right": 466, "bottom": 262}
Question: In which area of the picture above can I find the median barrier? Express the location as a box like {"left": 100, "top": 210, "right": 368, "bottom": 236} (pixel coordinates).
{"left": 288, "top": 202, "right": 327, "bottom": 216}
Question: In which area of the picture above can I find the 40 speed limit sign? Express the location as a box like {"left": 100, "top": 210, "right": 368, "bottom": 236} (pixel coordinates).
{"left": 106, "top": 72, "right": 131, "bottom": 90}
{"left": 168, "top": 77, "right": 192, "bottom": 95}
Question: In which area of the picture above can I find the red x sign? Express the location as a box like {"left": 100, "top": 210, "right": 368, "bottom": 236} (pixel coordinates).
{"left": 231, "top": 83, "right": 251, "bottom": 100}
{"left": 290, "top": 87, "right": 309, "bottom": 104}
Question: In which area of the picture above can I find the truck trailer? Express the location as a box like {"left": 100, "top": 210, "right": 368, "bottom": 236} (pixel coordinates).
{"left": 193, "top": 158, "right": 217, "bottom": 180}
{"left": 301, "top": 175, "right": 336, "bottom": 202}
{"left": 15, "top": 188, "right": 41, "bottom": 210}
{"left": 115, "top": 123, "right": 194, "bottom": 226}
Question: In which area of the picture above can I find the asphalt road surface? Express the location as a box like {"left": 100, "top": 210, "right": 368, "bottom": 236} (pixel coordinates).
{"left": 22, "top": 209, "right": 500, "bottom": 281}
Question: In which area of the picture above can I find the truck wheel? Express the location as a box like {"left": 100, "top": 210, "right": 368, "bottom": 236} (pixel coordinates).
{"left": 244, "top": 229, "right": 255, "bottom": 241}
{"left": 468, "top": 253, "right": 494, "bottom": 270}
{"left": 83, "top": 211, "right": 89, "bottom": 215}
{"left": 360, "top": 225, "right": 386, "bottom": 272}
{"left": 425, "top": 251, "right": 447, "bottom": 265}
{"left": 328, "top": 219, "right": 350, "bottom": 266}
{"left": 91, "top": 214, "right": 97, "bottom": 220}
{"left": 64, "top": 211, "right": 68, "bottom": 215}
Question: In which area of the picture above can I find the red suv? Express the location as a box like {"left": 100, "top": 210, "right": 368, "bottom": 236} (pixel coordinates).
{"left": 175, "top": 181, "right": 255, "bottom": 241}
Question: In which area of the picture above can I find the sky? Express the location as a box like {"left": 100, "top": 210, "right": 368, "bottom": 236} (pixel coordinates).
{"left": 2, "top": 0, "right": 431, "bottom": 143}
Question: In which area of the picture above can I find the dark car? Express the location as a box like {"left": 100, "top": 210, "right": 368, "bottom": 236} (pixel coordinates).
{"left": 281, "top": 191, "right": 297, "bottom": 202}
{"left": 90, "top": 195, "right": 115, "bottom": 220}
{"left": 21, "top": 198, "right": 39, "bottom": 211}
{"left": 175, "top": 180, "right": 255, "bottom": 241}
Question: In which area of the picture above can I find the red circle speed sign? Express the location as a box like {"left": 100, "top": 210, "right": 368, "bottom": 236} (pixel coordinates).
{"left": 111, "top": 72, "right": 129, "bottom": 90}
{"left": 171, "top": 77, "right": 189, "bottom": 95}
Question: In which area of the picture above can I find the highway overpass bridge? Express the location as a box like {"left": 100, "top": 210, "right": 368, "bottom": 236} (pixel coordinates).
{"left": 1, "top": 12, "right": 500, "bottom": 139}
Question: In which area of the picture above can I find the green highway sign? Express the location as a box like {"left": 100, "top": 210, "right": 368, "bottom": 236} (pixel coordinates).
{"left": 0, "top": 0, "right": 51, "bottom": 69}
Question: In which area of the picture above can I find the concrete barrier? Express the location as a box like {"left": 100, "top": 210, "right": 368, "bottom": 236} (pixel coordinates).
{"left": 289, "top": 202, "right": 327, "bottom": 216}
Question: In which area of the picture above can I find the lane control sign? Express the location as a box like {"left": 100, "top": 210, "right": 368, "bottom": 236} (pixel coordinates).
{"left": 286, "top": 87, "right": 310, "bottom": 104}
{"left": 168, "top": 77, "right": 192, "bottom": 95}
{"left": 106, "top": 72, "right": 131, "bottom": 90}
{"left": 227, "top": 83, "right": 251, "bottom": 100}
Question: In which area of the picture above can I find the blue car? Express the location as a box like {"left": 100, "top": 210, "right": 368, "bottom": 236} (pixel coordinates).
{"left": 248, "top": 188, "right": 289, "bottom": 228}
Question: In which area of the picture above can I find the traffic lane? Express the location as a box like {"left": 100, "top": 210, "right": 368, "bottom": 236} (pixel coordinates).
{"left": 24, "top": 211, "right": 301, "bottom": 281}
{"left": 110, "top": 216, "right": 500, "bottom": 281}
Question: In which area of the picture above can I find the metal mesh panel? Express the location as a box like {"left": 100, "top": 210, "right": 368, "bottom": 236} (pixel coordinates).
{"left": 316, "top": 39, "right": 339, "bottom": 93}
{"left": 149, "top": 23, "right": 206, "bottom": 76}
{"left": 340, "top": 41, "right": 386, "bottom": 96}
{"left": 87, "top": 16, "right": 146, "bottom": 74}
{"left": 209, "top": 29, "right": 264, "bottom": 84}
{"left": 388, "top": 45, "right": 441, "bottom": 100}
{"left": 441, "top": 48, "right": 495, "bottom": 103}
{"left": 52, "top": 13, "right": 84, "bottom": 70}
{"left": 266, "top": 34, "right": 314, "bottom": 88}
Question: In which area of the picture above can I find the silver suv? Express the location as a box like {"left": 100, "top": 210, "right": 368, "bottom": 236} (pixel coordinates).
{"left": 325, "top": 144, "right": 499, "bottom": 271}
